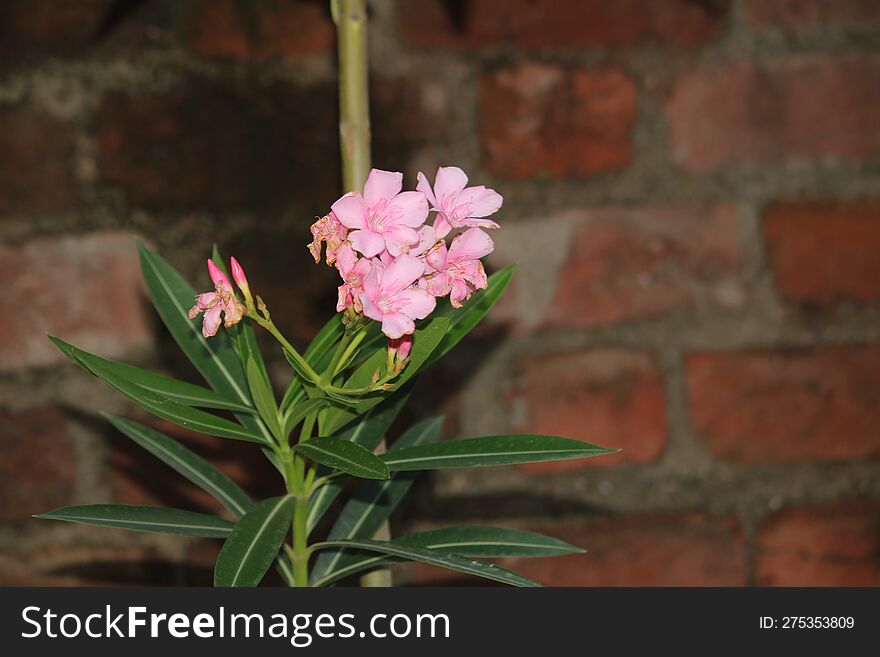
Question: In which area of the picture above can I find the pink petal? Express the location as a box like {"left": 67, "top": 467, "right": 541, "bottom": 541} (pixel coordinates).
{"left": 449, "top": 279, "right": 471, "bottom": 308}
{"left": 449, "top": 227, "right": 494, "bottom": 262}
{"left": 432, "top": 214, "right": 454, "bottom": 239}
{"left": 384, "top": 226, "right": 420, "bottom": 257}
{"left": 348, "top": 229, "right": 386, "bottom": 258}
{"left": 331, "top": 193, "right": 368, "bottom": 230}
{"left": 433, "top": 166, "right": 468, "bottom": 206}
{"left": 364, "top": 169, "right": 403, "bottom": 206}
{"left": 460, "top": 215, "right": 500, "bottom": 231}
{"left": 400, "top": 287, "right": 437, "bottom": 320}
{"left": 423, "top": 273, "right": 451, "bottom": 297}
{"left": 426, "top": 241, "right": 448, "bottom": 271}
{"left": 389, "top": 191, "right": 429, "bottom": 228}
{"left": 334, "top": 242, "right": 357, "bottom": 277}
{"left": 412, "top": 225, "right": 437, "bottom": 257}
{"left": 207, "top": 260, "right": 232, "bottom": 292}
{"left": 197, "top": 292, "right": 219, "bottom": 310}
{"left": 381, "top": 312, "right": 415, "bottom": 339}
{"left": 416, "top": 171, "right": 437, "bottom": 207}
{"left": 458, "top": 185, "right": 503, "bottom": 218}
{"left": 336, "top": 284, "right": 349, "bottom": 312}
{"left": 202, "top": 304, "right": 223, "bottom": 337}
{"left": 380, "top": 254, "right": 424, "bottom": 293}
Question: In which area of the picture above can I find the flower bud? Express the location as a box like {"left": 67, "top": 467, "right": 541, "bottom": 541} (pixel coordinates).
{"left": 230, "top": 256, "right": 253, "bottom": 306}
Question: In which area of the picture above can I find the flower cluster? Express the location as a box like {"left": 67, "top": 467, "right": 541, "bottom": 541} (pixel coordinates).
{"left": 309, "top": 167, "right": 502, "bottom": 340}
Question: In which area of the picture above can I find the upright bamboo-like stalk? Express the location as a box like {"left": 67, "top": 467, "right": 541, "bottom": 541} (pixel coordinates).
{"left": 332, "top": 0, "right": 392, "bottom": 588}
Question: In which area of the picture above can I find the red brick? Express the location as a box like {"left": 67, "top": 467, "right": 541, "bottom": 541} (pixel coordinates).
{"left": 746, "top": 0, "right": 880, "bottom": 32}
{"left": 542, "top": 205, "right": 743, "bottom": 327}
{"left": 96, "top": 84, "right": 340, "bottom": 212}
{"left": 400, "top": 0, "right": 728, "bottom": 50}
{"left": 0, "top": 232, "right": 153, "bottom": 372}
{"left": 763, "top": 200, "right": 880, "bottom": 305}
{"left": 0, "top": 106, "right": 77, "bottom": 214}
{"left": 756, "top": 501, "right": 880, "bottom": 586}
{"left": 666, "top": 57, "right": 880, "bottom": 172}
{"left": 410, "top": 514, "right": 747, "bottom": 586}
{"left": 0, "top": 407, "right": 76, "bottom": 523}
{"left": 686, "top": 346, "right": 880, "bottom": 463}
{"left": 187, "top": 0, "right": 333, "bottom": 59}
{"left": 509, "top": 349, "right": 666, "bottom": 471}
{"left": 0, "top": 0, "right": 111, "bottom": 64}
{"left": 480, "top": 64, "right": 637, "bottom": 178}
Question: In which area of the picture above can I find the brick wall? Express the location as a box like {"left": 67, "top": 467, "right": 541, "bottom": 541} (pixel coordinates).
{"left": 1, "top": 0, "right": 878, "bottom": 586}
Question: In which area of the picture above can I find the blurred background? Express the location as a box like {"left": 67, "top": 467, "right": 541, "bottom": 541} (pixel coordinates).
{"left": 1, "top": 0, "right": 879, "bottom": 586}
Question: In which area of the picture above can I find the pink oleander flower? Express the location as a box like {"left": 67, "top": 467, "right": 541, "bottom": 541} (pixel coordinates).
{"left": 417, "top": 166, "right": 503, "bottom": 239}
{"left": 361, "top": 253, "right": 436, "bottom": 339}
{"left": 422, "top": 227, "right": 494, "bottom": 308}
{"left": 188, "top": 260, "right": 246, "bottom": 338}
{"left": 308, "top": 212, "right": 348, "bottom": 265}
{"left": 389, "top": 334, "right": 413, "bottom": 361}
{"left": 331, "top": 169, "right": 428, "bottom": 258}
{"left": 335, "top": 243, "right": 373, "bottom": 313}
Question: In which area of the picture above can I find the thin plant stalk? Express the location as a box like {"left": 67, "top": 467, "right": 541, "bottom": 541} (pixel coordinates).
{"left": 332, "top": 0, "right": 393, "bottom": 588}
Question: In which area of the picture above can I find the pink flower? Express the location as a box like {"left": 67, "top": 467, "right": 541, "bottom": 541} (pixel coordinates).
{"left": 308, "top": 212, "right": 348, "bottom": 265}
{"left": 389, "top": 334, "right": 413, "bottom": 361}
{"left": 331, "top": 169, "right": 428, "bottom": 258}
{"left": 335, "top": 243, "right": 373, "bottom": 313}
{"left": 188, "top": 260, "right": 246, "bottom": 338}
{"left": 229, "top": 256, "right": 252, "bottom": 304}
{"left": 422, "top": 228, "right": 494, "bottom": 308}
{"left": 361, "top": 254, "right": 436, "bottom": 339}
{"left": 417, "top": 166, "right": 503, "bottom": 238}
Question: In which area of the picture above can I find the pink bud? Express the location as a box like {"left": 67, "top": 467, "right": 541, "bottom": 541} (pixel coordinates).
{"left": 230, "top": 256, "right": 250, "bottom": 292}
{"left": 207, "top": 259, "right": 232, "bottom": 291}
{"left": 389, "top": 334, "right": 413, "bottom": 361}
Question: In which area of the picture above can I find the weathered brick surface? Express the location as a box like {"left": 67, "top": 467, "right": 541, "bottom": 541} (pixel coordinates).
{"left": 0, "top": 106, "right": 77, "bottom": 215}
{"left": 410, "top": 514, "right": 747, "bottom": 586}
{"left": 0, "top": 0, "right": 111, "bottom": 64}
{"left": 186, "top": 0, "right": 334, "bottom": 59}
{"left": 96, "top": 84, "right": 341, "bottom": 212}
{"left": 509, "top": 348, "right": 667, "bottom": 471}
{"left": 401, "top": 0, "right": 728, "bottom": 49}
{"left": 756, "top": 501, "right": 880, "bottom": 586}
{"left": 541, "top": 205, "right": 743, "bottom": 327}
{"left": 763, "top": 200, "right": 880, "bottom": 305}
{"left": 0, "top": 232, "right": 153, "bottom": 372}
{"left": 480, "top": 64, "right": 637, "bottom": 178}
{"left": 686, "top": 346, "right": 880, "bottom": 463}
{"left": 667, "top": 57, "right": 880, "bottom": 172}
{"left": 746, "top": 0, "right": 880, "bottom": 32}
{"left": 0, "top": 407, "right": 76, "bottom": 523}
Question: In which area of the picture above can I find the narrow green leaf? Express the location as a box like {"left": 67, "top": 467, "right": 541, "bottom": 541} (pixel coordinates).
{"left": 51, "top": 337, "right": 253, "bottom": 413}
{"left": 304, "top": 314, "right": 346, "bottom": 364}
{"left": 383, "top": 435, "right": 616, "bottom": 471}
{"left": 137, "top": 241, "right": 274, "bottom": 445}
{"left": 214, "top": 496, "right": 297, "bottom": 587}
{"left": 282, "top": 397, "right": 330, "bottom": 438}
{"left": 295, "top": 438, "right": 389, "bottom": 480}
{"left": 310, "top": 539, "right": 540, "bottom": 587}
{"left": 310, "top": 416, "right": 442, "bottom": 584}
{"left": 54, "top": 339, "right": 267, "bottom": 444}
{"left": 104, "top": 414, "right": 254, "bottom": 517}
{"left": 306, "top": 385, "right": 413, "bottom": 533}
{"left": 36, "top": 504, "right": 233, "bottom": 538}
{"left": 312, "top": 526, "right": 581, "bottom": 586}
{"left": 245, "top": 357, "right": 282, "bottom": 440}
{"left": 428, "top": 265, "right": 515, "bottom": 366}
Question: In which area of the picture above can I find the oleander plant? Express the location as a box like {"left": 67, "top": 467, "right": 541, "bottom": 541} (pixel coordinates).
{"left": 38, "top": 166, "right": 614, "bottom": 587}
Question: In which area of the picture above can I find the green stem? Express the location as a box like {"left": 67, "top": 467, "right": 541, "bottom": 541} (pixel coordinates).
{"left": 334, "top": 0, "right": 371, "bottom": 192}
{"left": 292, "top": 495, "right": 310, "bottom": 587}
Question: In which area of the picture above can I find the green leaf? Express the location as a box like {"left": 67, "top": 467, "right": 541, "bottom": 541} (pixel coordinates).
{"left": 428, "top": 265, "right": 514, "bottom": 366}
{"left": 310, "top": 539, "right": 540, "bottom": 587}
{"left": 282, "top": 397, "right": 330, "bottom": 438}
{"left": 312, "top": 526, "right": 581, "bottom": 586}
{"left": 383, "top": 434, "right": 616, "bottom": 471}
{"left": 137, "top": 241, "right": 274, "bottom": 445}
{"left": 310, "top": 416, "right": 442, "bottom": 584}
{"left": 245, "top": 356, "right": 282, "bottom": 440}
{"left": 214, "top": 496, "right": 297, "bottom": 587}
{"left": 295, "top": 438, "right": 389, "bottom": 480}
{"left": 304, "top": 314, "right": 346, "bottom": 365}
{"left": 53, "top": 339, "right": 267, "bottom": 444}
{"left": 35, "top": 504, "right": 233, "bottom": 538}
{"left": 50, "top": 337, "right": 254, "bottom": 413}
{"left": 104, "top": 414, "right": 254, "bottom": 517}
{"left": 306, "top": 385, "right": 413, "bottom": 533}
